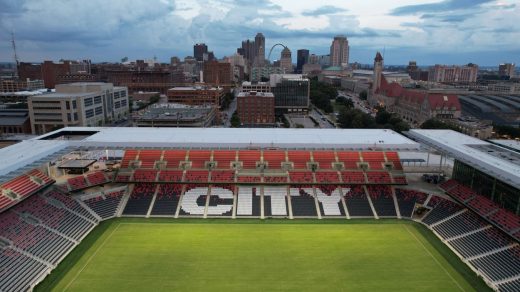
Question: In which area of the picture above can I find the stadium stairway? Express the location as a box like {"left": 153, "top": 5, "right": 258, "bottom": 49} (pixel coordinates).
{"left": 173, "top": 185, "right": 185, "bottom": 218}
{"left": 145, "top": 186, "right": 160, "bottom": 218}
{"left": 466, "top": 244, "right": 519, "bottom": 261}
{"left": 429, "top": 209, "right": 468, "bottom": 227}
{"left": 390, "top": 188, "right": 402, "bottom": 219}
{"left": 364, "top": 186, "right": 379, "bottom": 219}
{"left": 82, "top": 189, "right": 126, "bottom": 220}
{"left": 311, "top": 187, "right": 322, "bottom": 219}
{"left": 75, "top": 200, "right": 103, "bottom": 222}
{"left": 286, "top": 187, "right": 294, "bottom": 219}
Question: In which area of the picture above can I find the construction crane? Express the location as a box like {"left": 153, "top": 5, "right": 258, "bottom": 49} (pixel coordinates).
{"left": 11, "top": 31, "right": 19, "bottom": 78}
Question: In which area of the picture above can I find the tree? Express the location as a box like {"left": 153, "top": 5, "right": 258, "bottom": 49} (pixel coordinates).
{"left": 335, "top": 96, "right": 354, "bottom": 109}
{"left": 148, "top": 94, "right": 160, "bottom": 105}
{"left": 391, "top": 120, "right": 410, "bottom": 133}
{"left": 375, "top": 107, "right": 392, "bottom": 124}
{"left": 221, "top": 92, "right": 234, "bottom": 110}
{"left": 280, "top": 115, "right": 290, "bottom": 128}
{"left": 230, "top": 111, "right": 240, "bottom": 127}
{"left": 493, "top": 124, "right": 520, "bottom": 139}
{"left": 338, "top": 108, "right": 376, "bottom": 129}
{"left": 338, "top": 106, "right": 410, "bottom": 133}
{"left": 421, "top": 119, "right": 460, "bottom": 132}
{"left": 310, "top": 79, "right": 338, "bottom": 113}
{"left": 359, "top": 90, "right": 368, "bottom": 100}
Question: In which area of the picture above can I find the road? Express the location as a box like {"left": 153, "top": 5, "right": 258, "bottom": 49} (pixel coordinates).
{"left": 338, "top": 90, "right": 374, "bottom": 116}
{"left": 310, "top": 108, "right": 336, "bottom": 128}
{"left": 110, "top": 118, "right": 132, "bottom": 127}
{"left": 222, "top": 91, "right": 237, "bottom": 127}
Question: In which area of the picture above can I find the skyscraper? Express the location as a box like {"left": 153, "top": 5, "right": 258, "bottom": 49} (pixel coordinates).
{"left": 296, "top": 49, "right": 309, "bottom": 73}
{"left": 194, "top": 43, "right": 208, "bottom": 62}
{"left": 280, "top": 47, "right": 292, "bottom": 73}
{"left": 254, "top": 33, "right": 265, "bottom": 66}
{"left": 499, "top": 63, "right": 515, "bottom": 78}
{"left": 329, "top": 35, "right": 349, "bottom": 67}
{"left": 238, "top": 39, "right": 256, "bottom": 63}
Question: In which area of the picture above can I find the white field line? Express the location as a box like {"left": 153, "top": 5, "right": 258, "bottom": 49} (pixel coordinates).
{"left": 63, "top": 223, "right": 122, "bottom": 291}
{"left": 403, "top": 225, "right": 465, "bottom": 292}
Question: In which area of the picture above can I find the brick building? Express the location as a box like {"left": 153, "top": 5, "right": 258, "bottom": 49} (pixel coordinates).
{"left": 167, "top": 86, "right": 224, "bottom": 106}
{"left": 237, "top": 91, "right": 275, "bottom": 126}
{"left": 203, "top": 61, "right": 232, "bottom": 89}
{"left": 370, "top": 52, "right": 461, "bottom": 127}
{"left": 428, "top": 64, "right": 479, "bottom": 83}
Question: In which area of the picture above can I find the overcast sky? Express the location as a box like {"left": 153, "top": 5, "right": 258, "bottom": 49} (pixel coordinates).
{"left": 0, "top": 0, "right": 519, "bottom": 66}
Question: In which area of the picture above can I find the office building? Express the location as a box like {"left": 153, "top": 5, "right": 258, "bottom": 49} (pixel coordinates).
{"left": 499, "top": 63, "right": 516, "bottom": 78}
{"left": 194, "top": 43, "right": 208, "bottom": 62}
{"left": 270, "top": 74, "right": 310, "bottom": 113}
{"left": 28, "top": 83, "right": 129, "bottom": 134}
{"left": 330, "top": 36, "right": 349, "bottom": 67}
{"left": 296, "top": 49, "right": 309, "bottom": 74}
{"left": 250, "top": 66, "right": 283, "bottom": 82}
{"left": 238, "top": 33, "right": 266, "bottom": 66}
{"left": 254, "top": 33, "right": 265, "bottom": 66}
{"left": 280, "top": 47, "right": 292, "bottom": 73}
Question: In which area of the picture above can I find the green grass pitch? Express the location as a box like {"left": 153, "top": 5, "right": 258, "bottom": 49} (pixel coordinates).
{"left": 36, "top": 219, "right": 490, "bottom": 291}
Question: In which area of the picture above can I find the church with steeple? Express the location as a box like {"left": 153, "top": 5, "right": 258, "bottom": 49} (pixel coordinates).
{"left": 368, "top": 51, "right": 461, "bottom": 127}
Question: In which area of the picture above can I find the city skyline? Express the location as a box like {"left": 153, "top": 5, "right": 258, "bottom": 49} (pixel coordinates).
{"left": 0, "top": 0, "right": 519, "bottom": 65}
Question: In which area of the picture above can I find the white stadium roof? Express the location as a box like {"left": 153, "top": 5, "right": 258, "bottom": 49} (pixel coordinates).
{"left": 77, "top": 127, "right": 418, "bottom": 149}
{"left": 0, "top": 127, "right": 419, "bottom": 179}
{"left": 490, "top": 139, "right": 520, "bottom": 152}
{"left": 407, "top": 129, "right": 520, "bottom": 190}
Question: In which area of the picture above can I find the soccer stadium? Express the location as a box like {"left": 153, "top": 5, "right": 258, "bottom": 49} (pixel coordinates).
{"left": 0, "top": 127, "right": 519, "bottom": 291}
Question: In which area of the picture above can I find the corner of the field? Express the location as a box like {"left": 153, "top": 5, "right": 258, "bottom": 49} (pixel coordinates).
{"left": 40, "top": 219, "right": 121, "bottom": 292}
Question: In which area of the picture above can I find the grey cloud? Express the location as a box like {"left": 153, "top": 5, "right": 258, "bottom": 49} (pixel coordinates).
{"left": 501, "top": 4, "right": 516, "bottom": 9}
{"left": 0, "top": 0, "right": 518, "bottom": 66}
{"left": 390, "top": 0, "right": 494, "bottom": 16}
{"left": 302, "top": 5, "right": 347, "bottom": 16}
{"left": 0, "top": 0, "right": 26, "bottom": 15}
{"left": 421, "top": 13, "right": 474, "bottom": 23}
